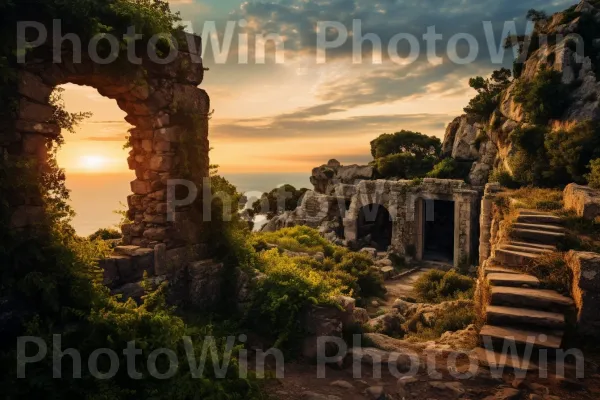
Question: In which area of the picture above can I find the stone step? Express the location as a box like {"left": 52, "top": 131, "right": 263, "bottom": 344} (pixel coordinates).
{"left": 475, "top": 347, "right": 539, "bottom": 371}
{"left": 516, "top": 214, "right": 563, "bottom": 225}
{"left": 484, "top": 265, "right": 521, "bottom": 275}
{"left": 509, "top": 241, "right": 556, "bottom": 251}
{"left": 480, "top": 325, "right": 563, "bottom": 350}
{"left": 517, "top": 209, "right": 553, "bottom": 216}
{"left": 490, "top": 286, "right": 574, "bottom": 313}
{"left": 512, "top": 223, "right": 564, "bottom": 232}
{"left": 511, "top": 228, "right": 565, "bottom": 245}
{"left": 502, "top": 244, "right": 552, "bottom": 255}
{"left": 486, "top": 305, "right": 565, "bottom": 330}
{"left": 494, "top": 248, "right": 540, "bottom": 266}
{"left": 487, "top": 272, "right": 540, "bottom": 288}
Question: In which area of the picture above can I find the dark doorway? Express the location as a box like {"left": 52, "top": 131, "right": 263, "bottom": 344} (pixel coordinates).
{"left": 357, "top": 204, "right": 392, "bottom": 251}
{"left": 423, "top": 200, "right": 455, "bottom": 262}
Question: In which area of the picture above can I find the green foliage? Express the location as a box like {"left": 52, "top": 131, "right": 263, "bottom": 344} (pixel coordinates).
{"left": 526, "top": 9, "right": 548, "bottom": 22}
{"left": 244, "top": 249, "right": 349, "bottom": 349}
{"left": 413, "top": 270, "right": 475, "bottom": 304}
{"left": 370, "top": 130, "right": 441, "bottom": 179}
{"left": 508, "top": 122, "right": 600, "bottom": 187}
{"left": 252, "top": 185, "right": 308, "bottom": 217}
{"left": 88, "top": 227, "right": 122, "bottom": 241}
{"left": 586, "top": 159, "right": 600, "bottom": 189}
{"left": 513, "top": 67, "right": 569, "bottom": 124}
{"left": 252, "top": 227, "right": 386, "bottom": 301}
{"left": 505, "top": 187, "right": 563, "bottom": 211}
{"left": 426, "top": 158, "right": 472, "bottom": 181}
{"left": 371, "top": 130, "right": 441, "bottom": 159}
{"left": 489, "top": 169, "right": 521, "bottom": 189}
{"left": 463, "top": 68, "right": 512, "bottom": 121}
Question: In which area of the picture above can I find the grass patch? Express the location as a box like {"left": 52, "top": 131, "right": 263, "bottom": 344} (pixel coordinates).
{"left": 413, "top": 270, "right": 475, "bottom": 304}
{"left": 404, "top": 305, "right": 476, "bottom": 342}
{"left": 503, "top": 187, "right": 564, "bottom": 211}
{"left": 524, "top": 252, "right": 572, "bottom": 293}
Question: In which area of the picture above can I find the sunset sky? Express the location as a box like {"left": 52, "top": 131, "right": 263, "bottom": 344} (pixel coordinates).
{"left": 58, "top": 0, "right": 576, "bottom": 234}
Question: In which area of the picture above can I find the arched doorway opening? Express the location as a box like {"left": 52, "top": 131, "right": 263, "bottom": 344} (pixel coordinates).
{"left": 357, "top": 204, "right": 392, "bottom": 251}
{"left": 55, "top": 83, "right": 133, "bottom": 238}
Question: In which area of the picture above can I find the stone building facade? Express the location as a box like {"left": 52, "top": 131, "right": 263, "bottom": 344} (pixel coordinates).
{"left": 267, "top": 167, "right": 482, "bottom": 268}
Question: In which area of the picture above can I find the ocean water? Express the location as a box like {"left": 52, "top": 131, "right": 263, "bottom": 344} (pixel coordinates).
{"left": 65, "top": 172, "right": 312, "bottom": 236}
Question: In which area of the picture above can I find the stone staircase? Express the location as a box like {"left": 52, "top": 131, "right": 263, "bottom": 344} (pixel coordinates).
{"left": 477, "top": 210, "right": 575, "bottom": 371}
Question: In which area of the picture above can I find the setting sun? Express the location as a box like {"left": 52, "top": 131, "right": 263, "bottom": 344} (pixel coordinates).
{"left": 78, "top": 155, "right": 108, "bottom": 171}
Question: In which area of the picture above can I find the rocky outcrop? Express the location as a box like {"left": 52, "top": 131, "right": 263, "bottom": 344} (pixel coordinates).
{"left": 563, "top": 183, "right": 600, "bottom": 219}
{"left": 441, "top": 1, "right": 600, "bottom": 187}
{"left": 311, "top": 159, "right": 373, "bottom": 195}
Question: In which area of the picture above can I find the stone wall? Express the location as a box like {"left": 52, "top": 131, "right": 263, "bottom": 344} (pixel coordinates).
{"left": 565, "top": 251, "right": 600, "bottom": 337}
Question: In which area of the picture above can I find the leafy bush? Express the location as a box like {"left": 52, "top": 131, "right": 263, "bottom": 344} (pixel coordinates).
{"left": 489, "top": 169, "right": 521, "bottom": 189}
{"left": 88, "top": 227, "right": 122, "bottom": 241}
{"left": 370, "top": 131, "right": 441, "bottom": 179}
{"left": 463, "top": 68, "right": 512, "bottom": 121}
{"left": 586, "top": 159, "right": 600, "bottom": 189}
{"left": 244, "top": 249, "right": 350, "bottom": 349}
{"left": 413, "top": 270, "right": 475, "bottom": 303}
{"left": 426, "top": 158, "right": 472, "bottom": 181}
{"left": 513, "top": 67, "right": 569, "bottom": 124}
{"left": 252, "top": 226, "right": 336, "bottom": 255}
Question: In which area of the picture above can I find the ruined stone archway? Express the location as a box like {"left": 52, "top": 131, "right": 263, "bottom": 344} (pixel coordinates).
{"left": 356, "top": 204, "right": 393, "bottom": 251}
{"left": 11, "top": 36, "right": 208, "bottom": 246}
{"left": 5, "top": 34, "right": 212, "bottom": 296}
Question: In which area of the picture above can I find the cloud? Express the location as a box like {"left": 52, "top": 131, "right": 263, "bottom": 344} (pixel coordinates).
{"left": 213, "top": 111, "right": 453, "bottom": 140}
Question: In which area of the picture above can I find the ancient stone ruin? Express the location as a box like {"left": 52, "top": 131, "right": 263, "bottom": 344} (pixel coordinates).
{"left": 6, "top": 33, "right": 214, "bottom": 299}
{"left": 265, "top": 160, "right": 482, "bottom": 267}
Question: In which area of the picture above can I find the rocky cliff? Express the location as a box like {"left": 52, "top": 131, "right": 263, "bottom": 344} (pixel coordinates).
{"left": 442, "top": 0, "right": 600, "bottom": 187}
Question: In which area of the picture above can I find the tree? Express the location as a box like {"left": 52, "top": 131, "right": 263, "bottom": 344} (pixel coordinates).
{"left": 526, "top": 9, "right": 548, "bottom": 22}
{"left": 463, "top": 68, "right": 512, "bottom": 121}
{"left": 370, "top": 131, "right": 441, "bottom": 179}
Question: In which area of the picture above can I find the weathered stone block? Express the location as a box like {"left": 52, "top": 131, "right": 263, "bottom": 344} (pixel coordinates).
{"left": 149, "top": 155, "right": 172, "bottom": 172}
{"left": 564, "top": 184, "right": 600, "bottom": 220}
{"left": 154, "top": 243, "right": 167, "bottom": 276}
{"left": 154, "top": 126, "right": 180, "bottom": 142}
{"left": 143, "top": 227, "right": 168, "bottom": 241}
{"left": 15, "top": 120, "right": 60, "bottom": 137}
{"left": 187, "top": 260, "right": 223, "bottom": 309}
{"left": 566, "top": 251, "right": 600, "bottom": 292}
{"left": 99, "top": 257, "right": 120, "bottom": 287}
{"left": 173, "top": 85, "right": 210, "bottom": 114}
{"left": 18, "top": 71, "right": 53, "bottom": 103}
{"left": 19, "top": 100, "right": 54, "bottom": 123}
{"left": 131, "top": 179, "right": 152, "bottom": 195}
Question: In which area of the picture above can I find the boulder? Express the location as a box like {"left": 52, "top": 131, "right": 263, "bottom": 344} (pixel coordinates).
{"left": 566, "top": 251, "right": 600, "bottom": 336}
{"left": 564, "top": 184, "right": 600, "bottom": 220}
{"left": 367, "top": 310, "right": 406, "bottom": 336}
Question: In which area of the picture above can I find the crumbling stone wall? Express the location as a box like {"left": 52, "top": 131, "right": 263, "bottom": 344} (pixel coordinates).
{"left": 566, "top": 251, "right": 600, "bottom": 337}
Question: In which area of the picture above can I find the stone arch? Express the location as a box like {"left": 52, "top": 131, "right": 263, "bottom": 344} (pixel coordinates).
{"left": 10, "top": 38, "right": 209, "bottom": 251}
{"left": 356, "top": 203, "right": 393, "bottom": 250}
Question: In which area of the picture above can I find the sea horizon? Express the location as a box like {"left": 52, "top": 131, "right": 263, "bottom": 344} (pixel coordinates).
{"left": 65, "top": 171, "right": 312, "bottom": 236}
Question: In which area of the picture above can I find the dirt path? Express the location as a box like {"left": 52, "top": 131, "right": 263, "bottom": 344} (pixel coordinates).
{"left": 380, "top": 268, "right": 432, "bottom": 308}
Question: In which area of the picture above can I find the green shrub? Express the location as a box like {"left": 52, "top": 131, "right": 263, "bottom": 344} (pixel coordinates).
{"left": 413, "top": 270, "right": 475, "bottom": 303}
{"left": 585, "top": 159, "right": 600, "bottom": 189}
{"left": 489, "top": 169, "right": 521, "bottom": 189}
{"left": 252, "top": 226, "right": 336, "bottom": 255}
{"left": 244, "top": 249, "right": 350, "bottom": 349}
{"left": 513, "top": 67, "right": 569, "bottom": 124}
{"left": 463, "top": 68, "right": 512, "bottom": 121}
{"left": 88, "top": 227, "right": 122, "bottom": 241}
{"left": 426, "top": 158, "right": 472, "bottom": 181}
